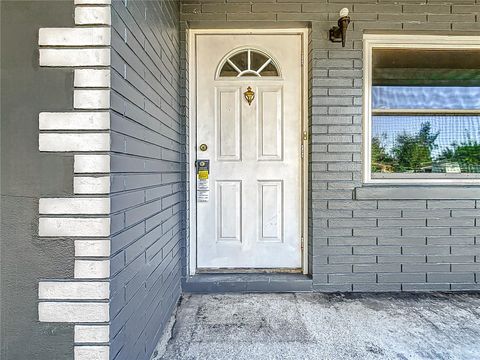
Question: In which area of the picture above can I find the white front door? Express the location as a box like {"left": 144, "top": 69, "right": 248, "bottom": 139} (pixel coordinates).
{"left": 195, "top": 33, "right": 304, "bottom": 269}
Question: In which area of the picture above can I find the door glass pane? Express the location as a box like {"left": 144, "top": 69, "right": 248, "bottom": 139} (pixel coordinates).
{"left": 219, "top": 61, "right": 238, "bottom": 77}
{"left": 250, "top": 51, "right": 269, "bottom": 71}
{"left": 219, "top": 49, "right": 280, "bottom": 77}
{"left": 230, "top": 51, "right": 248, "bottom": 72}
{"left": 260, "top": 62, "right": 278, "bottom": 77}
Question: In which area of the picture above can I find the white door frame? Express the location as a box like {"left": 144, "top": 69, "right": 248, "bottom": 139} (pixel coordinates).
{"left": 188, "top": 28, "right": 309, "bottom": 275}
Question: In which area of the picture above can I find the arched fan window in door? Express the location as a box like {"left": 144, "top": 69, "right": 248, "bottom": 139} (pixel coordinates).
{"left": 219, "top": 49, "right": 280, "bottom": 77}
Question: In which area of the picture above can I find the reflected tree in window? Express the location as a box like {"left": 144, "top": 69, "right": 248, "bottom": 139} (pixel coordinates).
{"left": 371, "top": 122, "right": 480, "bottom": 174}
{"left": 371, "top": 134, "right": 394, "bottom": 173}
{"left": 438, "top": 138, "right": 480, "bottom": 173}
{"left": 391, "top": 122, "right": 439, "bottom": 173}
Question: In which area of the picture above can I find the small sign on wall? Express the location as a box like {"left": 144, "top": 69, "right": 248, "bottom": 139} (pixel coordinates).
{"left": 196, "top": 160, "right": 210, "bottom": 202}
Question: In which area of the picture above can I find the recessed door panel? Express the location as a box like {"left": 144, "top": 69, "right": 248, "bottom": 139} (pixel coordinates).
{"left": 258, "top": 180, "right": 283, "bottom": 243}
{"left": 216, "top": 181, "right": 242, "bottom": 243}
{"left": 216, "top": 88, "right": 241, "bottom": 161}
{"left": 257, "top": 87, "right": 283, "bottom": 161}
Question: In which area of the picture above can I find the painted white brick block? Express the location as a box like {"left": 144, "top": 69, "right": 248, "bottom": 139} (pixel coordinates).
{"left": 75, "top": 240, "right": 110, "bottom": 257}
{"left": 39, "top": 133, "right": 109, "bottom": 152}
{"left": 74, "top": 155, "right": 110, "bottom": 173}
{"left": 75, "top": 7, "right": 111, "bottom": 25}
{"left": 74, "top": 176, "right": 110, "bottom": 194}
{"left": 74, "top": 346, "right": 109, "bottom": 360}
{"left": 39, "top": 217, "right": 110, "bottom": 237}
{"left": 38, "top": 302, "right": 109, "bottom": 322}
{"left": 74, "top": 90, "right": 110, "bottom": 109}
{"left": 75, "top": 0, "right": 111, "bottom": 4}
{"left": 39, "top": 48, "right": 110, "bottom": 67}
{"left": 39, "top": 112, "right": 110, "bottom": 130}
{"left": 39, "top": 198, "right": 110, "bottom": 215}
{"left": 39, "top": 281, "right": 109, "bottom": 300}
{"left": 74, "top": 69, "right": 110, "bottom": 88}
{"left": 39, "top": 27, "right": 110, "bottom": 46}
{"left": 74, "top": 325, "right": 109, "bottom": 343}
{"left": 75, "top": 260, "right": 110, "bottom": 279}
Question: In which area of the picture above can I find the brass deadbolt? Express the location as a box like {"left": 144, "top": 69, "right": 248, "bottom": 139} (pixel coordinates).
{"left": 199, "top": 144, "right": 208, "bottom": 151}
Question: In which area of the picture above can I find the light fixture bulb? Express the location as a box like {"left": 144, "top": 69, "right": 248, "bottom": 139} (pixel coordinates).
{"left": 339, "top": 8, "right": 349, "bottom": 17}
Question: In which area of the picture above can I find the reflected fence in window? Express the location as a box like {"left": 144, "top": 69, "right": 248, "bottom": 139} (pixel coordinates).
{"left": 371, "top": 84, "right": 480, "bottom": 176}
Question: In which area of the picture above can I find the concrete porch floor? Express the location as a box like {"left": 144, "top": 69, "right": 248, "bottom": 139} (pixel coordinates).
{"left": 154, "top": 292, "right": 480, "bottom": 360}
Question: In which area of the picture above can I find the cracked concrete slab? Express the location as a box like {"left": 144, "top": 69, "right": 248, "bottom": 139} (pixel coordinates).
{"left": 159, "top": 293, "right": 480, "bottom": 360}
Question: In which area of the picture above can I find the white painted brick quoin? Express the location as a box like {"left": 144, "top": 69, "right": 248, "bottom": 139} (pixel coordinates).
{"left": 39, "top": 198, "right": 110, "bottom": 215}
{"left": 74, "top": 176, "right": 111, "bottom": 194}
{"left": 74, "top": 69, "right": 111, "bottom": 88}
{"left": 39, "top": 48, "right": 110, "bottom": 67}
{"left": 39, "top": 281, "right": 109, "bottom": 300}
{"left": 39, "top": 112, "right": 110, "bottom": 130}
{"left": 74, "top": 0, "right": 111, "bottom": 4}
{"left": 74, "top": 346, "right": 109, "bottom": 360}
{"left": 74, "top": 325, "right": 110, "bottom": 343}
{"left": 39, "top": 217, "right": 111, "bottom": 237}
{"left": 75, "top": 240, "right": 110, "bottom": 257}
{"left": 74, "top": 89, "right": 110, "bottom": 109}
{"left": 75, "top": 6, "right": 111, "bottom": 25}
{"left": 39, "top": 27, "right": 111, "bottom": 46}
{"left": 39, "top": 302, "right": 109, "bottom": 322}
{"left": 37, "top": 2, "right": 112, "bottom": 359}
{"left": 39, "top": 133, "right": 110, "bottom": 152}
{"left": 74, "top": 155, "right": 110, "bottom": 173}
{"left": 74, "top": 259, "right": 110, "bottom": 279}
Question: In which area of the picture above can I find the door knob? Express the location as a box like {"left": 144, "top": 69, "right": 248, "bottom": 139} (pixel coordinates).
{"left": 199, "top": 143, "right": 208, "bottom": 151}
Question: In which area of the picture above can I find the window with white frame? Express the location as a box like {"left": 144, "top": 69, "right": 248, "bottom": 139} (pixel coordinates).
{"left": 363, "top": 35, "right": 480, "bottom": 183}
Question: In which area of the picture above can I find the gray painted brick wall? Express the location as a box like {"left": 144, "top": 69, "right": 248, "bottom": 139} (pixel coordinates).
{"left": 109, "top": 1, "right": 184, "bottom": 359}
{"left": 180, "top": 0, "right": 480, "bottom": 292}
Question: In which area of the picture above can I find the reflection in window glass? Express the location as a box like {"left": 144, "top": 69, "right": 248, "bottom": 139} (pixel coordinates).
{"left": 372, "top": 49, "right": 480, "bottom": 86}
{"left": 371, "top": 48, "right": 480, "bottom": 178}
{"left": 219, "top": 49, "right": 279, "bottom": 77}
{"left": 372, "top": 87, "right": 480, "bottom": 110}
{"left": 372, "top": 116, "right": 480, "bottom": 174}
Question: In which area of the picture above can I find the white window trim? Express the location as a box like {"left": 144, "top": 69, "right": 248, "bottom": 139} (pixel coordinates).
{"left": 363, "top": 34, "right": 480, "bottom": 185}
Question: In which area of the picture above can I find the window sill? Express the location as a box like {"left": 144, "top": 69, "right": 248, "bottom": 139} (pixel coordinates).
{"left": 355, "top": 185, "right": 480, "bottom": 200}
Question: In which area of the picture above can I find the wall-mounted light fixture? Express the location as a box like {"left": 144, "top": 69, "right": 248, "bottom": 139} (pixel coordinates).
{"left": 329, "top": 8, "right": 351, "bottom": 47}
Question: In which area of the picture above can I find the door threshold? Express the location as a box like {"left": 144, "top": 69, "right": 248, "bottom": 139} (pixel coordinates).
{"left": 197, "top": 268, "right": 303, "bottom": 274}
{"left": 183, "top": 272, "right": 312, "bottom": 293}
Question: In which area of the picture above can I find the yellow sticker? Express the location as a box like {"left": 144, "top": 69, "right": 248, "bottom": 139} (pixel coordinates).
{"left": 198, "top": 170, "right": 209, "bottom": 180}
